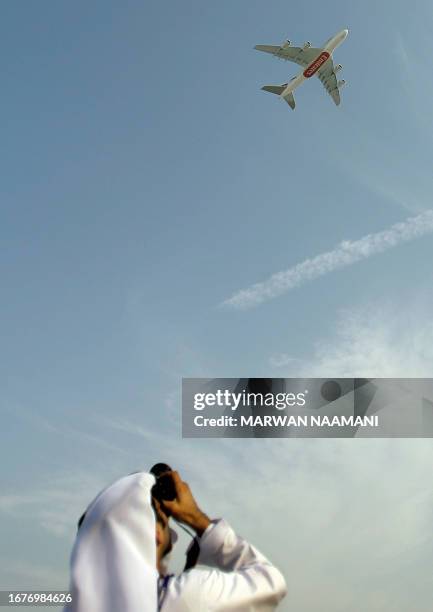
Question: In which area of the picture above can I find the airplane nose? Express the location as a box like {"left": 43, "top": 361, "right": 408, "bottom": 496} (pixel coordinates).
{"left": 343, "top": 28, "right": 349, "bottom": 37}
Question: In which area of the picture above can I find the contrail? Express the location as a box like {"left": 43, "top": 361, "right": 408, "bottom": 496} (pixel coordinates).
{"left": 222, "top": 210, "right": 433, "bottom": 310}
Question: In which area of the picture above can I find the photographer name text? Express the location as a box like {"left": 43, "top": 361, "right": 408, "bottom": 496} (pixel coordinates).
{"left": 193, "top": 414, "right": 379, "bottom": 428}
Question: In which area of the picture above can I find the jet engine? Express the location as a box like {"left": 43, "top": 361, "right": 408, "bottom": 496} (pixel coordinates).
{"left": 338, "top": 79, "right": 346, "bottom": 88}
{"left": 334, "top": 64, "right": 342, "bottom": 73}
{"left": 303, "top": 41, "right": 311, "bottom": 49}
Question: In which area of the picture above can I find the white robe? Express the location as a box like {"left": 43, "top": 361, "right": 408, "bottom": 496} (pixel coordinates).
{"left": 64, "top": 472, "right": 158, "bottom": 612}
{"left": 160, "top": 519, "right": 287, "bottom": 611}
{"left": 64, "top": 472, "right": 287, "bottom": 611}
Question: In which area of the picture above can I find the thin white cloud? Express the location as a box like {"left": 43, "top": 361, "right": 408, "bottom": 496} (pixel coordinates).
{"left": 0, "top": 494, "right": 37, "bottom": 512}
{"left": 2, "top": 402, "right": 129, "bottom": 456}
{"left": 0, "top": 472, "right": 113, "bottom": 537}
{"left": 222, "top": 210, "right": 433, "bottom": 309}
{"left": 268, "top": 302, "right": 433, "bottom": 377}
{"left": 0, "top": 559, "right": 67, "bottom": 589}
{"left": 268, "top": 354, "right": 303, "bottom": 369}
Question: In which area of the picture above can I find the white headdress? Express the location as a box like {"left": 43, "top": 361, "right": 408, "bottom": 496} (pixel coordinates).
{"left": 64, "top": 472, "right": 158, "bottom": 612}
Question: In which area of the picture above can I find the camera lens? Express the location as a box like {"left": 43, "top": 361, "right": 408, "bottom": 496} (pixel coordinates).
{"left": 150, "top": 463, "right": 172, "bottom": 477}
{"left": 150, "top": 463, "right": 176, "bottom": 502}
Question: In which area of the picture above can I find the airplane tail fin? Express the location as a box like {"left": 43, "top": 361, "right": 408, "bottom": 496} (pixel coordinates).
{"left": 261, "top": 84, "right": 287, "bottom": 95}
{"left": 261, "top": 84, "right": 296, "bottom": 109}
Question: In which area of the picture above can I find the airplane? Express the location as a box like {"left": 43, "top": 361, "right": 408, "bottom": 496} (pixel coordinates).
{"left": 255, "top": 28, "right": 349, "bottom": 109}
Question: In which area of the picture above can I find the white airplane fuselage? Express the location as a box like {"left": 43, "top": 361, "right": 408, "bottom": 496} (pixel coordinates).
{"left": 281, "top": 29, "right": 348, "bottom": 98}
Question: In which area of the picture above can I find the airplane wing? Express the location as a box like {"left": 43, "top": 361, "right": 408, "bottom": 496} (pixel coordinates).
{"left": 317, "top": 58, "right": 341, "bottom": 106}
{"left": 254, "top": 44, "right": 324, "bottom": 68}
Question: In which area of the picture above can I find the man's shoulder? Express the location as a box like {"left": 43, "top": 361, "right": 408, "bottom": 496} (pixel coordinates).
{"left": 164, "top": 568, "right": 218, "bottom": 608}
{"left": 169, "top": 566, "right": 217, "bottom": 591}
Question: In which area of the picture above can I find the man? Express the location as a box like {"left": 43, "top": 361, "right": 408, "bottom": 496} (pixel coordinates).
{"left": 65, "top": 470, "right": 286, "bottom": 612}
{"left": 154, "top": 470, "right": 287, "bottom": 611}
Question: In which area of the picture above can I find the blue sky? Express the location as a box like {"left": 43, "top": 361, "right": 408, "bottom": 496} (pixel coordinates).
{"left": 1, "top": 2, "right": 433, "bottom": 610}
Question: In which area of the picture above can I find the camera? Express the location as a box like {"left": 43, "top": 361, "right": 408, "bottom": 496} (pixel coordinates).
{"left": 150, "top": 463, "right": 177, "bottom": 502}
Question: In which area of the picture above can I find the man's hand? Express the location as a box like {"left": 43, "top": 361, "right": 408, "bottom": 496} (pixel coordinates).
{"left": 152, "top": 497, "right": 169, "bottom": 528}
{"left": 161, "top": 471, "right": 211, "bottom": 537}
